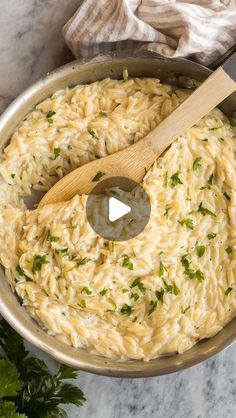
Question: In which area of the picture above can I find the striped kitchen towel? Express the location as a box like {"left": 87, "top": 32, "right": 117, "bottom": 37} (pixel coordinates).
{"left": 63, "top": 0, "right": 236, "bottom": 67}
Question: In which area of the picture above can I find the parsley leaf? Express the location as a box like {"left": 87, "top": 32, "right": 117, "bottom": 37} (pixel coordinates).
{"left": 81, "top": 287, "right": 92, "bottom": 295}
{"left": 198, "top": 202, "right": 216, "bottom": 217}
{"left": 178, "top": 218, "right": 194, "bottom": 230}
{"left": 0, "top": 360, "right": 22, "bottom": 398}
{"left": 193, "top": 157, "right": 202, "bottom": 171}
{"left": 0, "top": 401, "right": 26, "bottom": 418}
{"left": 196, "top": 245, "right": 205, "bottom": 258}
{"left": 54, "top": 147, "right": 61, "bottom": 159}
{"left": 131, "top": 293, "right": 139, "bottom": 301}
{"left": 78, "top": 300, "right": 86, "bottom": 309}
{"left": 148, "top": 300, "right": 157, "bottom": 316}
{"left": 88, "top": 129, "right": 99, "bottom": 140}
{"left": 98, "top": 112, "right": 107, "bottom": 117}
{"left": 122, "top": 254, "right": 133, "bottom": 270}
{"left": 164, "top": 207, "right": 170, "bottom": 218}
{"left": 159, "top": 261, "right": 167, "bottom": 277}
{"left": 130, "top": 277, "right": 146, "bottom": 294}
{"left": 99, "top": 288, "right": 108, "bottom": 296}
{"left": 47, "top": 232, "right": 60, "bottom": 242}
{"left": 209, "top": 125, "right": 224, "bottom": 131}
{"left": 107, "top": 298, "right": 116, "bottom": 310}
{"left": 225, "top": 287, "right": 233, "bottom": 295}
{"left": 55, "top": 248, "right": 68, "bottom": 257}
{"left": 163, "top": 171, "right": 168, "bottom": 187}
{"left": 225, "top": 246, "right": 233, "bottom": 254}
{"left": 181, "top": 254, "right": 191, "bottom": 269}
{"left": 155, "top": 288, "right": 165, "bottom": 304}
{"left": 46, "top": 110, "right": 56, "bottom": 124}
{"left": 11, "top": 173, "right": 16, "bottom": 179}
{"left": 184, "top": 268, "right": 204, "bottom": 282}
{"left": 207, "top": 233, "right": 216, "bottom": 240}
{"left": 162, "top": 278, "right": 180, "bottom": 295}
{"left": 120, "top": 304, "right": 133, "bottom": 315}
{"left": 32, "top": 255, "right": 49, "bottom": 273}
{"left": 181, "top": 305, "right": 190, "bottom": 314}
{"left": 92, "top": 171, "right": 106, "bottom": 182}
{"left": 77, "top": 257, "right": 91, "bottom": 266}
{"left": 170, "top": 171, "right": 183, "bottom": 188}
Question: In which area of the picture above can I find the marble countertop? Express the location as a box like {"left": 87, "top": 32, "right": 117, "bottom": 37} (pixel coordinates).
{"left": 0, "top": 1, "right": 236, "bottom": 417}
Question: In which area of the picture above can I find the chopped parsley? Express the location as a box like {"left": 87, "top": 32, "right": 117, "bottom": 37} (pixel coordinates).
{"left": 99, "top": 112, "right": 107, "bottom": 117}
{"left": 178, "top": 218, "right": 194, "bottom": 230}
{"left": 53, "top": 147, "right": 61, "bottom": 159}
{"left": 131, "top": 293, "right": 139, "bottom": 301}
{"left": 229, "top": 117, "right": 236, "bottom": 127}
{"left": 122, "top": 254, "right": 133, "bottom": 270}
{"left": 81, "top": 287, "right": 92, "bottom": 295}
{"left": 77, "top": 257, "right": 91, "bottom": 266}
{"left": 198, "top": 202, "right": 216, "bottom": 217}
{"left": 122, "top": 288, "right": 129, "bottom": 293}
{"left": 225, "top": 246, "right": 233, "bottom": 254}
{"left": 47, "top": 232, "right": 60, "bottom": 242}
{"left": 78, "top": 300, "right": 86, "bottom": 309}
{"left": 202, "top": 138, "right": 208, "bottom": 142}
{"left": 208, "top": 174, "right": 214, "bottom": 186}
{"left": 16, "top": 265, "right": 26, "bottom": 276}
{"left": 170, "top": 171, "right": 183, "bottom": 188}
{"left": 46, "top": 110, "right": 56, "bottom": 123}
{"left": 121, "top": 304, "right": 133, "bottom": 315}
{"left": 193, "top": 157, "right": 202, "bottom": 171}
{"left": 88, "top": 129, "right": 99, "bottom": 140}
{"left": 110, "top": 190, "right": 120, "bottom": 196}
{"left": 32, "top": 254, "right": 49, "bottom": 273}
{"left": 100, "top": 288, "right": 108, "bottom": 296}
{"left": 162, "top": 278, "right": 180, "bottom": 295}
{"left": 184, "top": 268, "right": 204, "bottom": 282}
{"left": 11, "top": 173, "right": 15, "bottom": 179}
{"left": 164, "top": 207, "right": 170, "bottom": 218}
{"left": 55, "top": 248, "right": 68, "bottom": 257}
{"left": 92, "top": 171, "right": 106, "bottom": 182}
{"left": 223, "top": 192, "right": 231, "bottom": 201}
{"left": 196, "top": 245, "right": 205, "bottom": 258}
{"left": 181, "top": 305, "right": 190, "bottom": 314}
{"left": 164, "top": 171, "right": 168, "bottom": 187}
{"left": 155, "top": 288, "right": 165, "bottom": 304}
{"left": 130, "top": 277, "right": 146, "bottom": 294}
{"left": 225, "top": 287, "right": 233, "bottom": 295}
{"left": 148, "top": 300, "right": 157, "bottom": 316}
{"left": 207, "top": 233, "right": 216, "bottom": 240}
{"left": 181, "top": 254, "right": 191, "bottom": 269}
{"left": 159, "top": 261, "right": 167, "bottom": 277}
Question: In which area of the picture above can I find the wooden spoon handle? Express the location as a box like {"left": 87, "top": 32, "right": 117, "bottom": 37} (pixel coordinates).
{"left": 146, "top": 54, "right": 236, "bottom": 157}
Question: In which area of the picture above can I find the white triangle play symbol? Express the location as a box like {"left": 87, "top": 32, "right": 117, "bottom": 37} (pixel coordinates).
{"left": 108, "top": 197, "right": 131, "bottom": 222}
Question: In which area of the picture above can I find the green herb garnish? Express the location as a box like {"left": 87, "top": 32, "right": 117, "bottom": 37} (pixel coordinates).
{"left": 99, "top": 112, "right": 107, "bottom": 117}
{"left": 131, "top": 293, "right": 139, "bottom": 301}
{"left": 155, "top": 288, "right": 165, "bottom": 304}
{"left": 207, "top": 233, "right": 216, "bottom": 240}
{"left": 77, "top": 257, "right": 91, "bottom": 266}
{"left": 11, "top": 173, "right": 15, "bottom": 179}
{"left": 164, "top": 207, "right": 170, "bottom": 218}
{"left": 92, "top": 171, "right": 106, "bottom": 182}
{"left": 130, "top": 277, "right": 146, "bottom": 294}
{"left": 170, "top": 171, "right": 183, "bottom": 188}
{"left": 196, "top": 245, "right": 205, "bottom": 258}
{"left": 32, "top": 255, "right": 48, "bottom": 273}
{"left": 159, "top": 261, "right": 167, "bottom": 277}
{"left": 225, "top": 246, "right": 233, "bottom": 254}
{"left": 181, "top": 305, "right": 190, "bottom": 314}
{"left": 88, "top": 129, "right": 99, "bottom": 140}
{"left": 81, "top": 287, "right": 92, "bottom": 295}
{"left": 54, "top": 147, "right": 61, "bottom": 159}
{"left": 78, "top": 300, "right": 86, "bottom": 309}
{"left": 193, "top": 157, "right": 202, "bottom": 171}
{"left": 178, "top": 218, "right": 194, "bottom": 230}
{"left": 181, "top": 254, "right": 191, "bottom": 269}
{"left": 209, "top": 125, "right": 224, "bottom": 131}
{"left": 100, "top": 288, "right": 108, "bottom": 296}
{"left": 55, "top": 248, "right": 68, "bottom": 257}
{"left": 122, "top": 288, "right": 129, "bottom": 293}
{"left": 122, "top": 254, "right": 133, "bottom": 270}
{"left": 148, "top": 300, "right": 157, "bottom": 316}
{"left": 46, "top": 110, "right": 56, "bottom": 124}
{"left": 107, "top": 297, "right": 117, "bottom": 310}
{"left": 47, "top": 232, "right": 60, "bottom": 242}
{"left": 198, "top": 202, "right": 216, "bottom": 217}
{"left": 162, "top": 278, "right": 180, "bottom": 295}
{"left": 225, "top": 287, "right": 233, "bottom": 295}
{"left": 120, "top": 304, "right": 133, "bottom": 315}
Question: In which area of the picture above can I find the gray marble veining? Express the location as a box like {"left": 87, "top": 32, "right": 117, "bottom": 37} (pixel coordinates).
{"left": 0, "top": 1, "right": 236, "bottom": 417}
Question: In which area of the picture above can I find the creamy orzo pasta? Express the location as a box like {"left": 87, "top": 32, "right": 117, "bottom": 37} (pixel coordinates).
{"left": 0, "top": 76, "right": 235, "bottom": 360}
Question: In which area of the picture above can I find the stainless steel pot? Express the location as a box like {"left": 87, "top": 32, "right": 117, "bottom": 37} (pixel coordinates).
{"left": 0, "top": 53, "right": 235, "bottom": 377}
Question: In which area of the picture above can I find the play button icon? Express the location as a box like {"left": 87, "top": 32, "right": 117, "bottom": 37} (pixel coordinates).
{"left": 109, "top": 197, "right": 131, "bottom": 222}
{"left": 86, "top": 176, "right": 151, "bottom": 241}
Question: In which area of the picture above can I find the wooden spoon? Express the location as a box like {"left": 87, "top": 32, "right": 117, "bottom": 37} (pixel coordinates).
{"left": 39, "top": 55, "right": 236, "bottom": 207}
